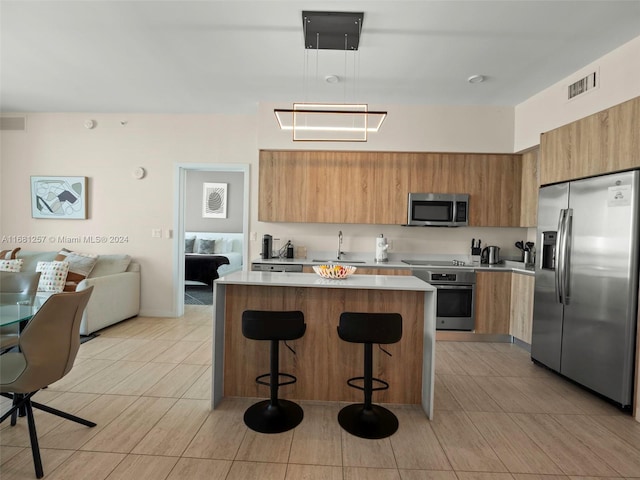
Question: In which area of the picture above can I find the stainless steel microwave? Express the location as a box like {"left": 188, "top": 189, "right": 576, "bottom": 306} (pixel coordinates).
{"left": 406, "top": 193, "right": 469, "bottom": 227}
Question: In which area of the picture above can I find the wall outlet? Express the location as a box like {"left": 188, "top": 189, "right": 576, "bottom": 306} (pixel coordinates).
{"left": 387, "top": 239, "right": 394, "bottom": 252}
{"left": 250, "top": 231, "right": 257, "bottom": 241}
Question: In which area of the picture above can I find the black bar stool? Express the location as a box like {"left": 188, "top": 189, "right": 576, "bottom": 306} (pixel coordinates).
{"left": 337, "top": 312, "right": 402, "bottom": 439}
{"left": 241, "top": 310, "right": 306, "bottom": 434}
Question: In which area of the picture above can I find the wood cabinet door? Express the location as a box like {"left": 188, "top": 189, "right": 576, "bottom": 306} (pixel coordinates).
{"left": 540, "top": 96, "right": 640, "bottom": 186}
{"left": 259, "top": 150, "right": 309, "bottom": 222}
{"left": 509, "top": 273, "right": 535, "bottom": 344}
{"left": 467, "top": 154, "right": 521, "bottom": 227}
{"left": 355, "top": 268, "right": 411, "bottom": 275}
{"left": 374, "top": 152, "right": 411, "bottom": 224}
{"left": 475, "top": 271, "right": 511, "bottom": 334}
{"left": 520, "top": 148, "right": 539, "bottom": 227}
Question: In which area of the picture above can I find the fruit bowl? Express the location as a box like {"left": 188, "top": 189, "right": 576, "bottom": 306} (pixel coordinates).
{"left": 312, "top": 264, "right": 357, "bottom": 279}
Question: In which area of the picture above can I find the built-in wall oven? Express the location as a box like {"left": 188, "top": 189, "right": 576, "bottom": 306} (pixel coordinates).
{"left": 411, "top": 267, "right": 476, "bottom": 331}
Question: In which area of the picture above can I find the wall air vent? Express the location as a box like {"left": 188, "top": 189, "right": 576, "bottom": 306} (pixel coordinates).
{"left": 568, "top": 71, "right": 598, "bottom": 100}
{"left": 0, "top": 116, "right": 26, "bottom": 131}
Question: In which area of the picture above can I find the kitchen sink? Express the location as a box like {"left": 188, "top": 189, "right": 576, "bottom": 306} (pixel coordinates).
{"left": 312, "top": 259, "right": 367, "bottom": 264}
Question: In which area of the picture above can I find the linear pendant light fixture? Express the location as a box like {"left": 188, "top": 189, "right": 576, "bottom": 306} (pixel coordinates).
{"left": 274, "top": 11, "right": 387, "bottom": 142}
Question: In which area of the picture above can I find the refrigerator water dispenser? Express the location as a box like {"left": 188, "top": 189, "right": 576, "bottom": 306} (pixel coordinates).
{"left": 541, "top": 231, "right": 556, "bottom": 270}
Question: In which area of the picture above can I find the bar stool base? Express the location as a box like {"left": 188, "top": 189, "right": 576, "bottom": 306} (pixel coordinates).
{"left": 338, "top": 403, "right": 398, "bottom": 439}
{"left": 244, "top": 399, "right": 303, "bottom": 434}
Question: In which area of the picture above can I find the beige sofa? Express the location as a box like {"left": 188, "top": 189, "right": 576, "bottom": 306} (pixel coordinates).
{"left": 16, "top": 250, "right": 140, "bottom": 335}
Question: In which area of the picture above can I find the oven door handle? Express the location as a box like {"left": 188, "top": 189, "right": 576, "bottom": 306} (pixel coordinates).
{"left": 433, "top": 284, "right": 474, "bottom": 289}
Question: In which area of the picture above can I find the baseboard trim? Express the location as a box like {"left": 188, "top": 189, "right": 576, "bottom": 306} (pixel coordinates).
{"left": 436, "top": 331, "right": 513, "bottom": 343}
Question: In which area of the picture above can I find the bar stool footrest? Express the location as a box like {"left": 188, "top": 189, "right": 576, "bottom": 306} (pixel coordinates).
{"left": 244, "top": 399, "right": 303, "bottom": 434}
{"left": 338, "top": 403, "right": 399, "bottom": 439}
{"left": 346, "top": 376, "right": 389, "bottom": 392}
{"left": 255, "top": 372, "right": 297, "bottom": 388}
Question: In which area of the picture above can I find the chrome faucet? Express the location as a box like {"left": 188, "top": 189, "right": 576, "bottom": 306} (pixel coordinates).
{"left": 337, "top": 230, "right": 344, "bottom": 260}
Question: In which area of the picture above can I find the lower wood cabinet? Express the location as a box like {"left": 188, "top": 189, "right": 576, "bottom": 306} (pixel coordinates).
{"left": 509, "top": 272, "right": 535, "bottom": 344}
{"left": 474, "top": 271, "right": 512, "bottom": 334}
{"left": 475, "top": 271, "right": 535, "bottom": 340}
{"left": 354, "top": 268, "right": 411, "bottom": 276}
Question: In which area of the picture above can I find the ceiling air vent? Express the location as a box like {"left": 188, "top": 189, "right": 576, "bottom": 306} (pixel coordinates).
{"left": 0, "top": 116, "right": 27, "bottom": 131}
{"left": 568, "top": 71, "right": 597, "bottom": 100}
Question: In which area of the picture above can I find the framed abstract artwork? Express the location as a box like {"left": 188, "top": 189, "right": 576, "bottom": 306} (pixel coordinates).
{"left": 31, "top": 176, "right": 87, "bottom": 219}
{"left": 202, "top": 182, "right": 227, "bottom": 218}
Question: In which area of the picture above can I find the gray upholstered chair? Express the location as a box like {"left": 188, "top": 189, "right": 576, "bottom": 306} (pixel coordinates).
{"left": 0, "top": 286, "right": 94, "bottom": 478}
{"left": 0, "top": 271, "right": 42, "bottom": 351}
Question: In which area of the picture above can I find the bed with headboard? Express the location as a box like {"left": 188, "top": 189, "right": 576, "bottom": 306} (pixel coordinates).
{"left": 184, "top": 232, "right": 243, "bottom": 285}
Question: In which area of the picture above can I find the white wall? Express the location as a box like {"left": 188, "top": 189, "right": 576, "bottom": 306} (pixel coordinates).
{"left": 259, "top": 103, "right": 515, "bottom": 153}
{"left": 514, "top": 34, "right": 640, "bottom": 151}
{"left": 0, "top": 113, "right": 257, "bottom": 317}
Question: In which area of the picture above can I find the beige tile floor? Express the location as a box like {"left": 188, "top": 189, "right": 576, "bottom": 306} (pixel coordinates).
{"left": 2, "top": 305, "right": 640, "bottom": 479}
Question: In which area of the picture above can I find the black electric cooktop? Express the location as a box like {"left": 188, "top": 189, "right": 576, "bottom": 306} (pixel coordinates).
{"left": 401, "top": 259, "right": 468, "bottom": 267}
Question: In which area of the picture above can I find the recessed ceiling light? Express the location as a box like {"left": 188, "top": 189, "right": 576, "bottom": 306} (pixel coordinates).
{"left": 467, "top": 75, "right": 485, "bottom": 84}
{"left": 325, "top": 75, "right": 340, "bottom": 84}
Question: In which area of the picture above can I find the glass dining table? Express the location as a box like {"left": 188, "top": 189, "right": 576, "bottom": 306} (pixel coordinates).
{"left": 0, "top": 293, "right": 41, "bottom": 328}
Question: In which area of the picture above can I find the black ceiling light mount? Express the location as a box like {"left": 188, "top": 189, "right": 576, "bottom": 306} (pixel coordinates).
{"left": 302, "top": 11, "right": 363, "bottom": 50}
{"left": 274, "top": 10, "right": 387, "bottom": 142}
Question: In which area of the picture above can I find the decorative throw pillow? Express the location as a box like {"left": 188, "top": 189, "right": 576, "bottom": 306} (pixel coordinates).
{"left": 54, "top": 248, "right": 99, "bottom": 291}
{"left": 0, "top": 247, "right": 21, "bottom": 259}
{"left": 197, "top": 238, "right": 216, "bottom": 254}
{"left": 213, "top": 238, "right": 231, "bottom": 254}
{"left": 88, "top": 254, "right": 131, "bottom": 277}
{"left": 35, "top": 261, "right": 70, "bottom": 293}
{"left": 0, "top": 258, "right": 23, "bottom": 272}
{"left": 185, "top": 237, "right": 195, "bottom": 253}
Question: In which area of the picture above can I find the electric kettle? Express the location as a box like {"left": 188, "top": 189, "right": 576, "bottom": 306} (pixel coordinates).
{"left": 481, "top": 246, "right": 501, "bottom": 265}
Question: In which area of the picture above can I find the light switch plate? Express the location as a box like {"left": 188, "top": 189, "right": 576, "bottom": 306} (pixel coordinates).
{"left": 151, "top": 228, "right": 162, "bottom": 238}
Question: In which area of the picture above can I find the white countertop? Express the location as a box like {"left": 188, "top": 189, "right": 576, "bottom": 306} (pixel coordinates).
{"left": 250, "top": 257, "right": 535, "bottom": 276}
{"left": 216, "top": 270, "right": 437, "bottom": 291}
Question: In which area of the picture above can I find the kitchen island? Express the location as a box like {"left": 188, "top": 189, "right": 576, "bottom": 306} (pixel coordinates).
{"left": 212, "top": 271, "right": 437, "bottom": 419}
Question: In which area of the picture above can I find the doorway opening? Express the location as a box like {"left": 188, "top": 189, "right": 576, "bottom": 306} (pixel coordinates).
{"left": 174, "top": 163, "right": 250, "bottom": 316}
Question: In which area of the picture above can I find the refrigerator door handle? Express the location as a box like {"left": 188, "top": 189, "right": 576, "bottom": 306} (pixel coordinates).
{"left": 555, "top": 209, "right": 566, "bottom": 304}
{"left": 563, "top": 209, "right": 573, "bottom": 305}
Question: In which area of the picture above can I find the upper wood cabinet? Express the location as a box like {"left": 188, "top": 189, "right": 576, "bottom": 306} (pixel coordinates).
{"left": 259, "top": 150, "right": 522, "bottom": 226}
{"left": 540, "top": 96, "right": 640, "bottom": 185}
{"left": 519, "top": 147, "right": 539, "bottom": 227}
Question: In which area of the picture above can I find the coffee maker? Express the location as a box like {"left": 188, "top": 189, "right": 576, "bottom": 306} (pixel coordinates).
{"left": 262, "top": 234, "right": 273, "bottom": 259}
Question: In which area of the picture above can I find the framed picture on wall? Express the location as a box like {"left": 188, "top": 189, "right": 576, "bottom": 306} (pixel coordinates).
{"left": 202, "top": 182, "right": 227, "bottom": 218}
{"left": 31, "top": 176, "right": 88, "bottom": 219}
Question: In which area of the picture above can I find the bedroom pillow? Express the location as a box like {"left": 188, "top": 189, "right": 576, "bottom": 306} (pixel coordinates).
{"left": 0, "top": 259, "right": 23, "bottom": 272}
{"left": 197, "top": 238, "right": 216, "bottom": 254}
{"left": 213, "top": 238, "right": 231, "bottom": 254}
{"left": 35, "top": 261, "right": 70, "bottom": 293}
{"left": 54, "top": 248, "right": 99, "bottom": 291}
{"left": 185, "top": 237, "right": 196, "bottom": 253}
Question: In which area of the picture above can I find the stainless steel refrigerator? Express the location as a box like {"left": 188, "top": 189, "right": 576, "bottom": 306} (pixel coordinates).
{"left": 531, "top": 170, "right": 639, "bottom": 408}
